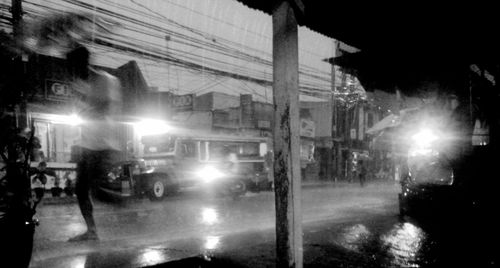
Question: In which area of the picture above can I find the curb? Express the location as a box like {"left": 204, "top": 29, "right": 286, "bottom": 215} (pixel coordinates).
{"left": 41, "top": 196, "right": 77, "bottom": 205}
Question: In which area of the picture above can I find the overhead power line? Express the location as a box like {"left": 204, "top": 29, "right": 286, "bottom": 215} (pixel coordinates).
{"left": 20, "top": 0, "right": 334, "bottom": 98}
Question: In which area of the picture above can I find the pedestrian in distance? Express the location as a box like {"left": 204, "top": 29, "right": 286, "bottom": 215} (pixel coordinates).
{"left": 358, "top": 160, "right": 367, "bottom": 187}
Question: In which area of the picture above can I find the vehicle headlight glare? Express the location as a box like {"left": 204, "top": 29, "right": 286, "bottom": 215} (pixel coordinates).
{"left": 197, "top": 166, "right": 224, "bottom": 182}
{"left": 411, "top": 129, "right": 438, "bottom": 148}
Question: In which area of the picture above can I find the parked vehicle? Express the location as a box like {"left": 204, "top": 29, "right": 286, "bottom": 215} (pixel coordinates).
{"left": 97, "top": 159, "right": 178, "bottom": 201}
{"left": 398, "top": 126, "right": 491, "bottom": 218}
{"left": 97, "top": 132, "right": 271, "bottom": 201}
{"left": 398, "top": 153, "right": 455, "bottom": 217}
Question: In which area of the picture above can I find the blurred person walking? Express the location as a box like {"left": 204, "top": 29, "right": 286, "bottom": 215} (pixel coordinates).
{"left": 67, "top": 45, "right": 122, "bottom": 242}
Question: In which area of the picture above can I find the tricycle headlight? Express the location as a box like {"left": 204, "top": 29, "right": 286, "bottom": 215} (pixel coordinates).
{"left": 411, "top": 128, "right": 438, "bottom": 149}
{"left": 196, "top": 166, "right": 224, "bottom": 183}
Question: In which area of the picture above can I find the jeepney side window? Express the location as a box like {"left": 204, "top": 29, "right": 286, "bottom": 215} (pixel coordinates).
{"left": 180, "top": 140, "right": 196, "bottom": 158}
{"left": 239, "top": 142, "right": 259, "bottom": 158}
{"left": 208, "top": 141, "right": 228, "bottom": 161}
{"left": 199, "top": 141, "right": 208, "bottom": 161}
{"left": 259, "top": 143, "right": 267, "bottom": 157}
{"left": 132, "top": 163, "right": 141, "bottom": 175}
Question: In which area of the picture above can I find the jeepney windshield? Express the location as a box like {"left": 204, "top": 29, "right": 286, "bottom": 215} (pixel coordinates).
{"left": 208, "top": 141, "right": 261, "bottom": 161}
{"left": 141, "top": 135, "right": 177, "bottom": 155}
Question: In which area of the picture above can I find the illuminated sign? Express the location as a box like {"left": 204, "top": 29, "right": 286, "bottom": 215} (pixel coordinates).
{"left": 45, "top": 79, "right": 73, "bottom": 101}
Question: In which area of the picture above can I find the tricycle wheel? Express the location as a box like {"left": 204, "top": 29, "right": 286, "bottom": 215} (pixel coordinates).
{"left": 230, "top": 180, "right": 247, "bottom": 200}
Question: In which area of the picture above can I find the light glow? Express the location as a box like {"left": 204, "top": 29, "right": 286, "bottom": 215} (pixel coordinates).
{"left": 134, "top": 119, "right": 170, "bottom": 136}
{"left": 204, "top": 236, "right": 220, "bottom": 250}
{"left": 411, "top": 129, "right": 438, "bottom": 149}
{"left": 138, "top": 249, "right": 164, "bottom": 266}
{"left": 196, "top": 166, "right": 225, "bottom": 183}
{"left": 201, "top": 207, "right": 218, "bottom": 225}
{"left": 45, "top": 113, "right": 83, "bottom": 126}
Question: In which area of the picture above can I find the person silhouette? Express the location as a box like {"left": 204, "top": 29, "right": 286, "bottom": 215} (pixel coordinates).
{"left": 66, "top": 45, "right": 122, "bottom": 242}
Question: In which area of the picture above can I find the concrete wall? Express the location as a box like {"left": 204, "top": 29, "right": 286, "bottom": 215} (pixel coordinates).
{"left": 194, "top": 92, "right": 240, "bottom": 111}
{"left": 193, "top": 93, "right": 214, "bottom": 111}
{"left": 172, "top": 111, "right": 213, "bottom": 130}
{"left": 213, "top": 92, "right": 240, "bottom": 109}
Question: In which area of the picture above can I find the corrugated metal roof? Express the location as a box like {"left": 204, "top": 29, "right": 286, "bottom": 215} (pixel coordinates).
{"left": 235, "top": 1, "right": 499, "bottom": 96}
{"left": 235, "top": 1, "right": 499, "bottom": 57}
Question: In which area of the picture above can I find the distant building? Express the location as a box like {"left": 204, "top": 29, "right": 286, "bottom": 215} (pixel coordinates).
{"left": 170, "top": 92, "right": 335, "bottom": 181}
{"left": 22, "top": 54, "right": 153, "bottom": 166}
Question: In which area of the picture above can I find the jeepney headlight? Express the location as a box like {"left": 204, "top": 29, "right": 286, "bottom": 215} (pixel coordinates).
{"left": 107, "top": 166, "right": 121, "bottom": 181}
{"left": 196, "top": 166, "right": 225, "bottom": 183}
{"left": 107, "top": 172, "right": 117, "bottom": 181}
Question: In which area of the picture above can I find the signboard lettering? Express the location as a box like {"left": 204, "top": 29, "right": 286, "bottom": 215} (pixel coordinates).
{"left": 173, "top": 94, "right": 194, "bottom": 111}
{"left": 45, "top": 80, "right": 73, "bottom": 101}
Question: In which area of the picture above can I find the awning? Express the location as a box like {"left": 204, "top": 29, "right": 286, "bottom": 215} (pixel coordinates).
{"left": 366, "top": 108, "right": 420, "bottom": 135}
{"left": 366, "top": 114, "right": 400, "bottom": 135}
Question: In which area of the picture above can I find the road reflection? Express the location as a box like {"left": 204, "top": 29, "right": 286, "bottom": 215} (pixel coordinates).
{"left": 382, "top": 222, "right": 425, "bottom": 267}
{"left": 201, "top": 207, "right": 219, "bottom": 225}
{"left": 67, "top": 255, "right": 86, "bottom": 268}
{"left": 138, "top": 248, "right": 164, "bottom": 266}
{"left": 338, "top": 224, "right": 371, "bottom": 251}
{"left": 204, "top": 236, "right": 220, "bottom": 250}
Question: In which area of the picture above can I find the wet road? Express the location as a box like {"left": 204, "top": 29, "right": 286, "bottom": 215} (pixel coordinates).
{"left": 29, "top": 182, "right": 498, "bottom": 267}
{"left": 30, "top": 182, "right": 398, "bottom": 266}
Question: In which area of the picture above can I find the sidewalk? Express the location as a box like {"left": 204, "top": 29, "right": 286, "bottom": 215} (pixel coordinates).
{"left": 40, "top": 194, "right": 76, "bottom": 205}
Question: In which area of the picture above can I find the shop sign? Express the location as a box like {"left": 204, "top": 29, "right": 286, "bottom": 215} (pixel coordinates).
{"left": 257, "top": 120, "right": 271, "bottom": 129}
{"left": 45, "top": 79, "right": 73, "bottom": 101}
{"left": 300, "top": 119, "right": 315, "bottom": 138}
{"left": 350, "top": 129, "right": 357, "bottom": 139}
{"left": 173, "top": 94, "right": 194, "bottom": 111}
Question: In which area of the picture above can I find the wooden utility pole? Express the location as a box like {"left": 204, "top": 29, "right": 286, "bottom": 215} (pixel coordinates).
{"left": 329, "top": 40, "right": 339, "bottom": 182}
{"left": 11, "top": 0, "right": 22, "bottom": 37}
{"left": 272, "top": 1, "right": 303, "bottom": 267}
{"left": 11, "top": 0, "right": 28, "bottom": 130}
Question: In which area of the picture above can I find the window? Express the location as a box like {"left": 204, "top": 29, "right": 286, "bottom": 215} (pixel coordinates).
{"left": 142, "top": 135, "right": 176, "bottom": 154}
{"left": 208, "top": 141, "right": 261, "bottom": 161}
{"left": 200, "top": 141, "right": 208, "bottom": 161}
{"left": 33, "top": 118, "right": 80, "bottom": 163}
{"left": 367, "top": 113, "right": 374, "bottom": 128}
{"left": 180, "top": 140, "right": 196, "bottom": 158}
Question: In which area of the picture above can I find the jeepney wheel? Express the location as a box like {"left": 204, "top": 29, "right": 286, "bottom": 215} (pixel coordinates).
{"left": 229, "top": 180, "right": 247, "bottom": 200}
{"left": 149, "top": 179, "right": 166, "bottom": 201}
